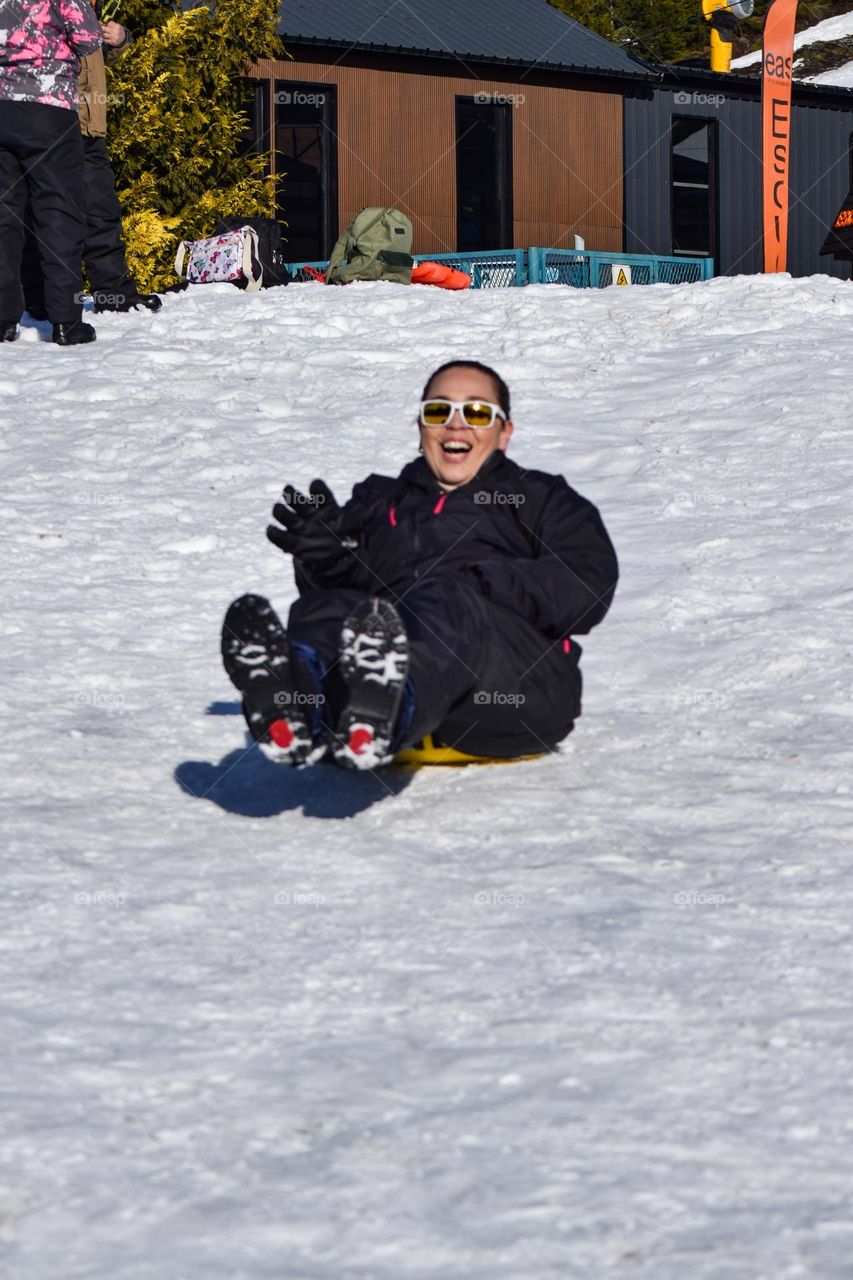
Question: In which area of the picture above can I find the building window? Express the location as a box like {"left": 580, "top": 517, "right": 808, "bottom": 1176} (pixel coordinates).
{"left": 671, "top": 117, "right": 717, "bottom": 258}
{"left": 238, "top": 79, "right": 270, "bottom": 171}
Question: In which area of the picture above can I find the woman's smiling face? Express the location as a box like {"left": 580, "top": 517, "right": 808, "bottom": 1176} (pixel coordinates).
{"left": 418, "top": 366, "right": 513, "bottom": 489}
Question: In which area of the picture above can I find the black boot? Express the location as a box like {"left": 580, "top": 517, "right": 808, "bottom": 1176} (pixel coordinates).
{"left": 331, "top": 597, "right": 410, "bottom": 770}
{"left": 1, "top": 322, "right": 18, "bottom": 342}
{"left": 52, "top": 321, "right": 96, "bottom": 346}
{"left": 221, "top": 594, "right": 319, "bottom": 765}
{"left": 93, "top": 286, "right": 162, "bottom": 314}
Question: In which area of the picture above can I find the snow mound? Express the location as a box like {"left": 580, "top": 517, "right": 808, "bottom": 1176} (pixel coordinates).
{"left": 3, "top": 275, "right": 853, "bottom": 1278}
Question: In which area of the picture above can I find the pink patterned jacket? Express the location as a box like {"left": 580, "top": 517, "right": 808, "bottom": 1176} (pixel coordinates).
{"left": 0, "top": 0, "right": 102, "bottom": 111}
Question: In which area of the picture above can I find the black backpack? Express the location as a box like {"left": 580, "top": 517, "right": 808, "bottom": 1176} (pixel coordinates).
{"left": 213, "top": 216, "right": 291, "bottom": 288}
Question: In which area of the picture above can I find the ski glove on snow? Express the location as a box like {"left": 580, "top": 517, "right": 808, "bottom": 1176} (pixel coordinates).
{"left": 267, "top": 480, "right": 362, "bottom": 583}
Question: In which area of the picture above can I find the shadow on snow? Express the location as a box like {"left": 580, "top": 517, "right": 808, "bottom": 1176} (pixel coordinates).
{"left": 175, "top": 730, "right": 414, "bottom": 820}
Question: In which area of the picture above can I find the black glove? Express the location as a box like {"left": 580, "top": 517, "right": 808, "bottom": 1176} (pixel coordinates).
{"left": 266, "top": 479, "right": 358, "bottom": 578}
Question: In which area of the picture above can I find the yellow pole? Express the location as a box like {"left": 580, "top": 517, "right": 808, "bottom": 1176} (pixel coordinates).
{"left": 702, "top": 0, "right": 735, "bottom": 73}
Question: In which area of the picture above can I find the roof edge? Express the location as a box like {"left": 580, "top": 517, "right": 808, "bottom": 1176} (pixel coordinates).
{"left": 278, "top": 33, "right": 853, "bottom": 102}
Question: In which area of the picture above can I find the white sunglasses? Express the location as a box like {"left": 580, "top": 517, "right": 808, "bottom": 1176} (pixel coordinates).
{"left": 418, "top": 398, "right": 506, "bottom": 429}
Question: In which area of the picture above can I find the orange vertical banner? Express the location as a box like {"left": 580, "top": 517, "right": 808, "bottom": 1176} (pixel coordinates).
{"left": 762, "top": 0, "right": 798, "bottom": 272}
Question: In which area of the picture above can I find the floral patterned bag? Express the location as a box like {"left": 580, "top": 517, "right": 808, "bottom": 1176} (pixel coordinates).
{"left": 175, "top": 226, "right": 263, "bottom": 291}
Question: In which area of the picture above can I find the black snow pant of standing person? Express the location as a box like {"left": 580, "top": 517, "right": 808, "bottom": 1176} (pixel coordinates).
{"left": 77, "top": 134, "right": 134, "bottom": 301}
{"left": 0, "top": 100, "right": 87, "bottom": 325}
{"left": 21, "top": 134, "right": 136, "bottom": 314}
{"left": 288, "top": 574, "right": 582, "bottom": 758}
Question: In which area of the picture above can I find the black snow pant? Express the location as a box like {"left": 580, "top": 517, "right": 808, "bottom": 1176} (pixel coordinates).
{"left": 0, "top": 100, "right": 86, "bottom": 324}
{"left": 21, "top": 133, "right": 134, "bottom": 313}
{"left": 288, "top": 574, "right": 582, "bottom": 758}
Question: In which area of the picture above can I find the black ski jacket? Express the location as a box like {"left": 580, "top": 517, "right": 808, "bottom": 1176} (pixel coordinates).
{"left": 296, "top": 451, "right": 618, "bottom": 640}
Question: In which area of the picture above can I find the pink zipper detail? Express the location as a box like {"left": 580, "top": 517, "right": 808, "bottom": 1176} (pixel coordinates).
{"left": 433, "top": 493, "right": 447, "bottom": 514}
{"left": 562, "top": 638, "right": 571, "bottom": 653}
{"left": 388, "top": 505, "right": 398, "bottom": 526}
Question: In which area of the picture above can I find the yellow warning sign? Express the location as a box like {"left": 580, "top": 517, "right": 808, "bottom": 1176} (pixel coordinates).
{"left": 615, "top": 267, "right": 630, "bottom": 286}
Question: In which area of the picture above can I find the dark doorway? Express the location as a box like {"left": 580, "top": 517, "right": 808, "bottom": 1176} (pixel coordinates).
{"left": 455, "top": 99, "right": 513, "bottom": 251}
{"left": 275, "top": 82, "right": 338, "bottom": 261}
{"left": 671, "top": 117, "right": 717, "bottom": 259}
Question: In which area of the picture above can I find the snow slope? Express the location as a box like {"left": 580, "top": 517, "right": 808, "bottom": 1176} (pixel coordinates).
{"left": 2, "top": 274, "right": 853, "bottom": 1279}
{"left": 732, "top": 7, "right": 853, "bottom": 84}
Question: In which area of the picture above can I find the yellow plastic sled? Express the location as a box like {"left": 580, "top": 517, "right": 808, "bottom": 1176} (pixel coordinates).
{"left": 393, "top": 733, "right": 544, "bottom": 769}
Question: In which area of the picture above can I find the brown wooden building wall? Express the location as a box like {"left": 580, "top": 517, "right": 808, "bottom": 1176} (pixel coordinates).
{"left": 253, "top": 55, "right": 624, "bottom": 256}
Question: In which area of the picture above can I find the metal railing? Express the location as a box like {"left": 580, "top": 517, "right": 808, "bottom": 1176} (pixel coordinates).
{"left": 527, "top": 247, "right": 714, "bottom": 287}
{"left": 285, "top": 247, "right": 713, "bottom": 289}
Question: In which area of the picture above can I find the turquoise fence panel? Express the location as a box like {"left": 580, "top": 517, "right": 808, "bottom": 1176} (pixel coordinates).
{"left": 423, "top": 249, "right": 526, "bottom": 288}
{"left": 285, "top": 248, "right": 713, "bottom": 288}
{"left": 529, "top": 247, "right": 712, "bottom": 287}
{"left": 285, "top": 260, "right": 330, "bottom": 283}
{"left": 284, "top": 249, "right": 526, "bottom": 288}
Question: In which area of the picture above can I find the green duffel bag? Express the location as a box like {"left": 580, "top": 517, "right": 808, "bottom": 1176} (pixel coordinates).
{"left": 326, "top": 207, "right": 414, "bottom": 285}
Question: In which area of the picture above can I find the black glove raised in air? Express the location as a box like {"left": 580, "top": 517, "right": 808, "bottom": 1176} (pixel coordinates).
{"left": 266, "top": 479, "right": 360, "bottom": 583}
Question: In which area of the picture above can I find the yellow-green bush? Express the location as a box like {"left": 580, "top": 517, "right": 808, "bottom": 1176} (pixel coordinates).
{"left": 106, "top": 0, "right": 279, "bottom": 292}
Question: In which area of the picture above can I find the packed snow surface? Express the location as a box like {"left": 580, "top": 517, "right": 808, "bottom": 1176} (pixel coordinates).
{"left": 3, "top": 274, "right": 853, "bottom": 1279}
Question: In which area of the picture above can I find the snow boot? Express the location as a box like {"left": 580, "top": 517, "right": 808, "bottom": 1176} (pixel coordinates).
{"left": 331, "top": 596, "right": 410, "bottom": 770}
{"left": 221, "top": 594, "right": 318, "bottom": 765}
{"left": 93, "top": 286, "right": 162, "bottom": 314}
{"left": 0, "top": 322, "right": 18, "bottom": 342}
{"left": 52, "top": 321, "right": 96, "bottom": 345}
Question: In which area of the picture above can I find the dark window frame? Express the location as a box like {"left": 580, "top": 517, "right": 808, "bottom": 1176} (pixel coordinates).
{"left": 238, "top": 78, "right": 271, "bottom": 170}
{"left": 273, "top": 79, "right": 339, "bottom": 260}
{"left": 454, "top": 96, "right": 514, "bottom": 251}
{"left": 669, "top": 114, "right": 718, "bottom": 261}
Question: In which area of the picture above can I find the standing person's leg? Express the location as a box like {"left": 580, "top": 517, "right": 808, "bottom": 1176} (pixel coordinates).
{"left": 0, "top": 104, "right": 29, "bottom": 336}
{"left": 82, "top": 135, "right": 161, "bottom": 313}
{"left": 20, "top": 213, "right": 47, "bottom": 320}
{"left": 19, "top": 103, "right": 91, "bottom": 334}
{"left": 82, "top": 135, "right": 130, "bottom": 299}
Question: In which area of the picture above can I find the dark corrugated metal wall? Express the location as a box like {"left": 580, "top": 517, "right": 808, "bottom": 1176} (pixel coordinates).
{"left": 624, "top": 87, "right": 853, "bottom": 278}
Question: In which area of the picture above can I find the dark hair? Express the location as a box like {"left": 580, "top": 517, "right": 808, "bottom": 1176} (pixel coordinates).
{"left": 422, "top": 360, "right": 511, "bottom": 418}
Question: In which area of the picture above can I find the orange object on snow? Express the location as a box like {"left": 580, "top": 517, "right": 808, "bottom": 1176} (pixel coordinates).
{"left": 411, "top": 261, "right": 472, "bottom": 290}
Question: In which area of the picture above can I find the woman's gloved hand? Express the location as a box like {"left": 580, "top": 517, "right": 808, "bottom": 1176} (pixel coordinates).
{"left": 266, "top": 479, "right": 359, "bottom": 577}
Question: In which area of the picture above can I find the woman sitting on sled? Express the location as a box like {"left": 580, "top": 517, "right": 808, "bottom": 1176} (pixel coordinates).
{"left": 221, "top": 361, "right": 618, "bottom": 770}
